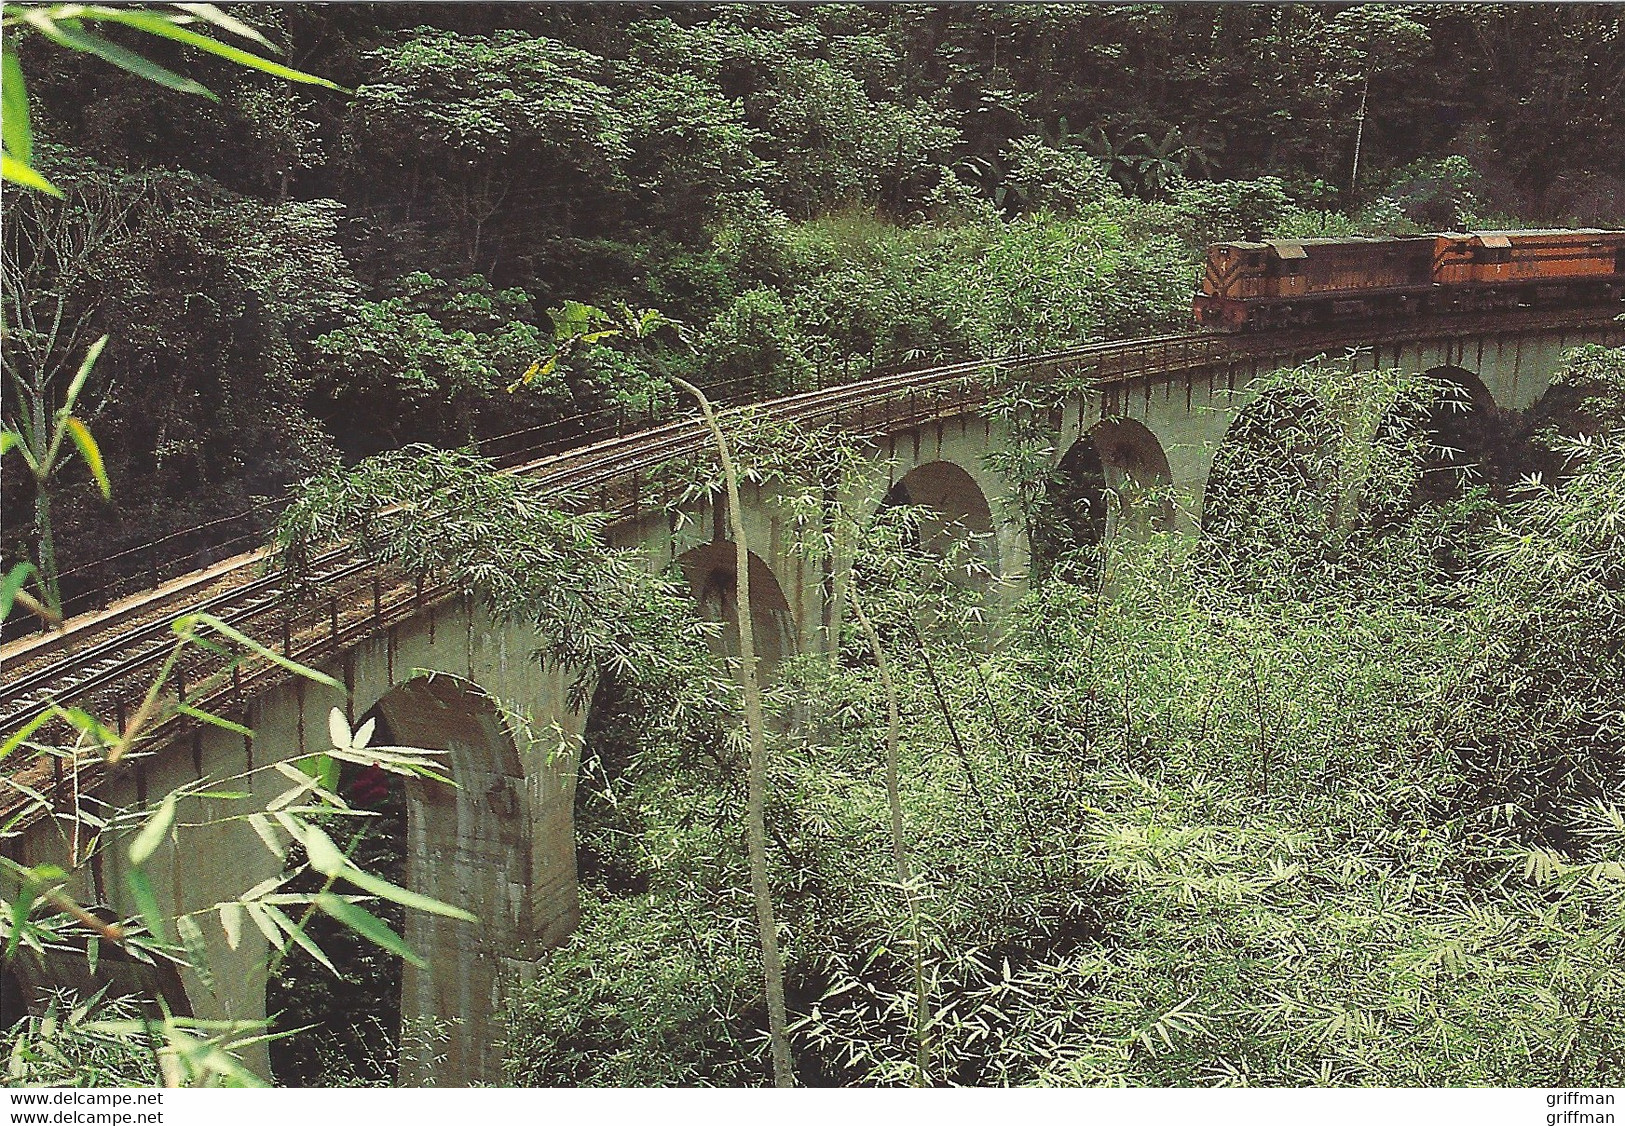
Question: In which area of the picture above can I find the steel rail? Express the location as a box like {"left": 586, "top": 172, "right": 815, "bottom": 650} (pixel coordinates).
{"left": 0, "top": 335, "right": 1157, "bottom": 742}
{"left": 2, "top": 309, "right": 1620, "bottom": 820}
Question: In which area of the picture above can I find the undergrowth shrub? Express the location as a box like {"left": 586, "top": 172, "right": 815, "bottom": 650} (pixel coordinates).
{"left": 502, "top": 347, "right": 1625, "bottom": 1086}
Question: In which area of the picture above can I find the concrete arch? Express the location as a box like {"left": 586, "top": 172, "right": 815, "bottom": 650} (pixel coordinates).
{"left": 878, "top": 459, "right": 1000, "bottom": 581}
{"left": 1417, "top": 363, "right": 1542, "bottom": 494}
{"left": 1033, "top": 437, "right": 1106, "bottom": 576}
{"left": 1085, "top": 417, "right": 1177, "bottom": 539}
{"left": 677, "top": 541, "right": 799, "bottom": 672}
{"left": 363, "top": 672, "right": 535, "bottom": 1086}
{"left": 1416, "top": 365, "right": 1496, "bottom": 486}
{"left": 1201, "top": 387, "right": 1336, "bottom": 538}
{"left": 1423, "top": 364, "right": 1496, "bottom": 412}
{"left": 1032, "top": 417, "right": 1177, "bottom": 574}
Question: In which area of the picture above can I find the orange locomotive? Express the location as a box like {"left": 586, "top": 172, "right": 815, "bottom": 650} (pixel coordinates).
{"left": 1192, "top": 229, "right": 1625, "bottom": 330}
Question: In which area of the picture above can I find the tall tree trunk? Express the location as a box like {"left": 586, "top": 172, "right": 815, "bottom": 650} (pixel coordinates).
{"left": 671, "top": 376, "right": 794, "bottom": 1087}
{"left": 1349, "top": 72, "right": 1370, "bottom": 201}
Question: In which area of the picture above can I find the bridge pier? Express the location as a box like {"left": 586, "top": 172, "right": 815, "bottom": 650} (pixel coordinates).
{"left": 5, "top": 314, "right": 1619, "bottom": 1085}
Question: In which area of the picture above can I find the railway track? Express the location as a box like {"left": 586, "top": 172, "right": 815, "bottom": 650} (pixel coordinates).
{"left": 2, "top": 310, "right": 1619, "bottom": 820}
{"left": 0, "top": 335, "right": 1138, "bottom": 754}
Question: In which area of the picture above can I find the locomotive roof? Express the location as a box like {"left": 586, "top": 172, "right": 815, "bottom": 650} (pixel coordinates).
{"left": 1214, "top": 236, "right": 1434, "bottom": 251}
{"left": 1211, "top": 229, "right": 1622, "bottom": 256}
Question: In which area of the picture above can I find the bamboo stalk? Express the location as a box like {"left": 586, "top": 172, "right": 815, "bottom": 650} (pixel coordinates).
{"left": 670, "top": 376, "right": 794, "bottom": 1087}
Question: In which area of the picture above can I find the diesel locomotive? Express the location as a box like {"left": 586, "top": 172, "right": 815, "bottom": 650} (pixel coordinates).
{"left": 1192, "top": 228, "right": 1625, "bottom": 330}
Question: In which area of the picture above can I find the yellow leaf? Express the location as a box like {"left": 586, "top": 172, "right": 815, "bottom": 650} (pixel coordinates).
{"left": 2, "top": 151, "right": 61, "bottom": 196}
{"left": 63, "top": 416, "right": 111, "bottom": 499}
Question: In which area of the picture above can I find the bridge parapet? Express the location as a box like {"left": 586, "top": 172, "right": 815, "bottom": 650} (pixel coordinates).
{"left": 2, "top": 309, "right": 1621, "bottom": 1084}
{"left": 3, "top": 307, "right": 1622, "bottom": 834}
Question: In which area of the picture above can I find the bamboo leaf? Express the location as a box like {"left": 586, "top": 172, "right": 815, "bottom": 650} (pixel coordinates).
{"left": 5, "top": 877, "right": 39, "bottom": 960}
{"left": 246, "top": 813, "right": 282, "bottom": 857}
{"left": 241, "top": 875, "right": 286, "bottom": 902}
{"left": 178, "top": 613, "right": 340, "bottom": 688}
{"left": 171, "top": 4, "right": 274, "bottom": 49}
{"left": 0, "top": 561, "right": 37, "bottom": 624}
{"left": 129, "top": 793, "right": 177, "bottom": 866}
{"left": 19, "top": 11, "right": 216, "bottom": 97}
{"left": 315, "top": 893, "right": 426, "bottom": 968}
{"left": 175, "top": 914, "right": 214, "bottom": 991}
{"left": 77, "top": 9, "right": 347, "bottom": 91}
{"left": 243, "top": 901, "right": 281, "bottom": 947}
{"left": 61, "top": 417, "right": 111, "bottom": 499}
{"left": 295, "top": 823, "right": 474, "bottom": 921}
{"left": 62, "top": 335, "right": 108, "bottom": 414}
{"left": 337, "top": 864, "right": 477, "bottom": 923}
{"left": 264, "top": 905, "right": 335, "bottom": 974}
{"left": 298, "top": 823, "right": 348, "bottom": 878}
{"left": 50, "top": 705, "right": 119, "bottom": 747}
{"left": 175, "top": 703, "right": 250, "bottom": 736}
{"left": 2, "top": 150, "right": 61, "bottom": 195}
{"left": 125, "top": 867, "right": 167, "bottom": 943}
{"left": 312, "top": 754, "right": 339, "bottom": 796}
{"left": 2, "top": 41, "right": 32, "bottom": 162}
{"left": 217, "top": 901, "right": 243, "bottom": 950}
{"left": 327, "top": 707, "right": 350, "bottom": 752}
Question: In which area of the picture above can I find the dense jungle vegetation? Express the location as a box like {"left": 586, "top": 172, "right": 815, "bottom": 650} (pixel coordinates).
{"left": 5, "top": 3, "right": 1625, "bottom": 599}
{"left": 4, "top": 2, "right": 1625, "bottom": 1090}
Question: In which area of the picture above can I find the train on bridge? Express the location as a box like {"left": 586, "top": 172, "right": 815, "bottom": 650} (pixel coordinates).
{"left": 1193, "top": 228, "right": 1625, "bottom": 330}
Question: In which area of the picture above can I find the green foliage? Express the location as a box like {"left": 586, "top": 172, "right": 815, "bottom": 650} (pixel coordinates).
{"left": 775, "top": 213, "right": 988, "bottom": 367}
{"left": 1, "top": 2, "right": 341, "bottom": 196}
{"left": 1530, "top": 343, "right": 1625, "bottom": 448}
{"left": 951, "top": 211, "right": 1194, "bottom": 355}
{"left": 1444, "top": 436, "right": 1625, "bottom": 847}
{"left": 504, "top": 892, "right": 763, "bottom": 1087}
{"left": 353, "top": 30, "right": 627, "bottom": 176}
{"left": 611, "top": 66, "right": 768, "bottom": 237}
{"left": 1199, "top": 355, "right": 1451, "bottom": 596}
{"left": 310, "top": 272, "right": 554, "bottom": 454}
{"left": 273, "top": 446, "right": 717, "bottom": 708}
{"left": 1000, "top": 137, "right": 1120, "bottom": 217}
{"left": 503, "top": 347, "right": 1625, "bottom": 1087}
{"left": 1174, "top": 177, "right": 1290, "bottom": 244}
{"left": 626, "top": 12, "right": 954, "bottom": 219}
{"left": 697, "top": 287, "right": 810, "bottom": 395}
{"left": 2, "top": 994, "right": 163, "bottom": 1086}
{"left": 752, "top": 56, "right": 955, "bottom": 218}
{"left": 2, "top": 333, "right": 110, "bottom": 620}
{"left": 12, "top": 2, "right": 1625, "bottom": 1086}
{"left": 1381, "top": 155, "right": 1485, "bottom": 230}
{"left": 14, "top": 4, "right": 1621, "bottom": 601}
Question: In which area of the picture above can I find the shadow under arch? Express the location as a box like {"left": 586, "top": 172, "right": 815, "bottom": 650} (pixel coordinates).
{"left": 1423, "top": 364, "right": 1496, "bottom": 413}
{"left": 676, "top": 541, "right": 799, "bottom": 674}
{"left": 877, "top": 459, "right": 999, "bottom": 584}
{"left": 1035, "top": 417, "right": 1176, "bottom": 578}
{"left": 368, "top": 672, "right": 535, "bottom": 1087}
{"left": 1087, "top": 417, "right": 1177, "bottom": 539}
{"left": 1416, "top": 363, "right": 1539, "bottom": 497}
{"left": 1200, "top": 387, "right": 1337, "bottom": 546}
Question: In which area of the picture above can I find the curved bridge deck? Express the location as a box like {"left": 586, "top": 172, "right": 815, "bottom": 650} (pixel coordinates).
{"left": 3, "top": 307, "right": 1621, "bottom": 829}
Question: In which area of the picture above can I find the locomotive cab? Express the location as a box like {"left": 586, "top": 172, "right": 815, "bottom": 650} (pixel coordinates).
{"left": 1192, "top": 241, "right": 1291, "bottom": 328}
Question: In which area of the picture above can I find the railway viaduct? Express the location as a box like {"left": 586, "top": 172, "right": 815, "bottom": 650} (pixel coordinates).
{"left": 2, "top": 308, "right": 1621, "bottom": 1084}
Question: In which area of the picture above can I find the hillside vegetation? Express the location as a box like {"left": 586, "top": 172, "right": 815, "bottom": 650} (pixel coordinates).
{"left": 5, "top": 4, "right": 1623, "bottom": 595}
{"left": 4, "top": 3, "right": 1625, "bottom": 1089}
